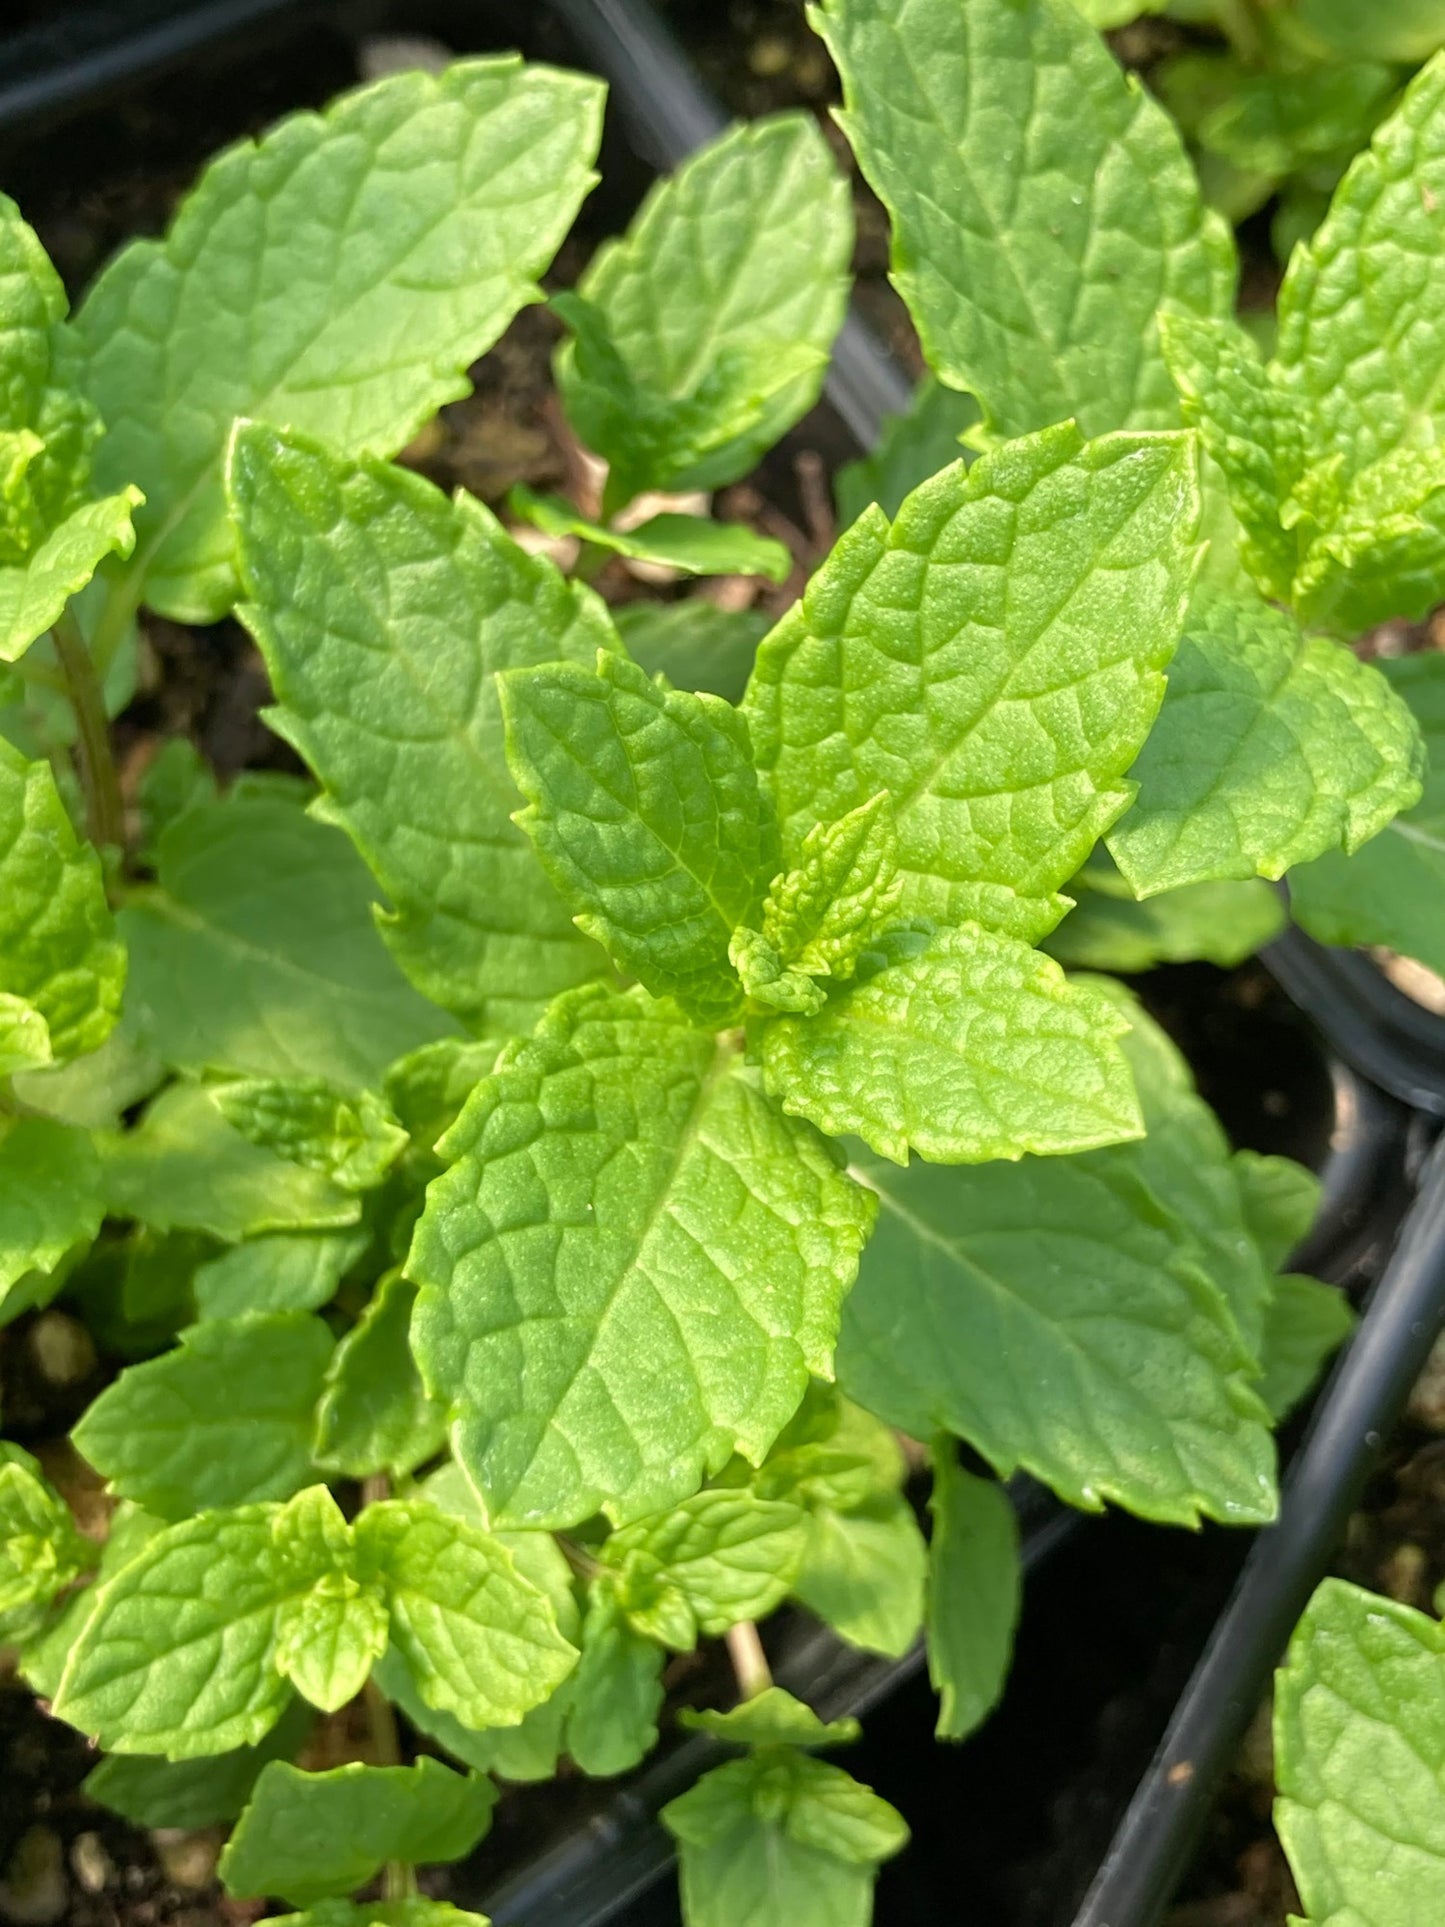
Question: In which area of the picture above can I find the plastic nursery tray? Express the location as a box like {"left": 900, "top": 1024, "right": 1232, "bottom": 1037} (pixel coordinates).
{"left": 1264, "top": 925, "right": 1445, "bottom": 1119}
{"left": 0, "top": 3, "right": 1429, "bottom": 1923}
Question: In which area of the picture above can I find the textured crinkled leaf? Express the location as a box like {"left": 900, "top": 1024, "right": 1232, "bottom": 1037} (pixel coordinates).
{"left": 1286, "top": 653, "right": 1445, "bottom": 976}
{"left": 0, "top": 191, "right": 65, "bottom": 427}
{"left": 69, "top": 57, "right": 605, "bottom": 622}
{"left": 561, "top": 1584, "right": 664, "bottom": 1778}
{"left": 356, "top": 1499, "right": 577, "bottom": 1731}
{"left": 52, "top": 1504, "right": 295, "bottom": 1757}
{"left": 1109, "top": 586, "right": 1423, "bottom": 895}
{"left": 220, "top": 1758, "right": 496, "bottom": 1906}
{"left": 1275, "top": 1577, "right": 1445, "bottom": 1926}
{"left": 99, "top": 1084, "right": 358, "bottom": 1241}
{"left": 555, "top": 113, "right": 851, "bottom": 502}
{"left": 792, "top": 1495, "right": 926, "bottom": 1659}
{"left": 410, "top": 983, "right": 873, "bottom": 1529}
{"left": 0, "top": 487, "right": 143, "bottom": 664}
{"left": 0, "top": 993, "right": 51, "bottom": 1076}
{"left": 812, "top": 0, "right": 1235, "bottom": 441}
{"left": 274, "top": 1573, "right": 388, "bottom": 1714}
{"left": 212, "top": 1077, "right": 407, "bottom": 1192}
{"left": 73, "top": 1313, "right": 333, "bottom": 1519}
{"left": 761, "top": 791, "right": 901, "bottom": 983}
{"left": 502, "top": 652, "right": 772, "bottom": 1026}
{"left": 0, "top": 1115, "right": 102, "bottom": 1323}
{"left": 10, "top": 1011, "right": 163, "bottom": 1132}
{"left": 1258, "top": 1275, "right": 1355, "bottom": 1422}
{"left": 1293, "top": 444, "right": 1445, "bottom": 632}
{"left": 1159, "top": 309, "right": 1303, "bottom": 601}
{"left": 384, "top": 1038, "right": 503, "bottom": 1151}
{"left": 507, "top": 487, "right": 790, "bottom": 582}
{"left": 663, "top": 1751, "right": 908, "bottom": 1927}
{"left": 15, "top": 1498, "right": 165, "bottom": 1699}
{"left": 682, "top": 1687, "right": 860, "bottom": 1750}
{"left": 84, "top": 1698, "right": 314, "bottom": 1829}
{"left": 0, "top": 1459, "right": 91, "bottom": 1621}
{"left": 613, "top": 600, "right": 769, "bottom": 707}
{"left": 836, "top": 1145, "right": 1276, "bottom": 1527}
{"left": 0, "top": 736, "right": 124, "bottom": 1061}
{"left": 229, "top": 425, "right": 611, "bottom": 1034}
{"left": 729, "top": 926, "right": 827, "bottom": 1017}
{"left": 1275, "top": 54, "right": 1445, "bottom": 487}
{"left": 194, "top": 1230, "right": 368, "bottom": 1321}
{"left": 604, "top": 1488, "right": 809, "bottom": 1647}
{"left": 927, "top": 1455, "right": 1019, "bottom": 1741}
{"left": 834, "top": 378, "right": 980, "bottom": 530}
{"left": 747, "top": 1384, "right": 906, "bottom": 1515}
{"left": 744, "top": 424, "right": 1199, "bottom": 944}
{"left": 313, "top": 1272, "right": 447, "bottom": 1479}
{"left": 121, "top": 785, "right": 456, "bottom": 1086}
{"left": 1045, "top": 854, "right": 1285, "bottom": 973}
{"left": 760, "top": 923, "right": 1141, "bottom": 1166}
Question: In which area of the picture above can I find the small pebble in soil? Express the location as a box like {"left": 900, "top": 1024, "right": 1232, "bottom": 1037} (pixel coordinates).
{"left": 151, "top": 1833, "right": 220, "bottom": 1893}
{"left": 28, "top": 1311, "right": 95, "bottom": 1388}
{"left": 1407, "top": 1330, "right": 1445, "bottom": 1431}
{"left": 0, "top": 1827, "right": 67, "bottom": 1925}
{"left": 69, "top": 1833, "right": 111, "bottom": 1896}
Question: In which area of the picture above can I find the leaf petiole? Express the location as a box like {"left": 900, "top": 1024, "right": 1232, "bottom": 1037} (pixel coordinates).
{"left": 51, "top": 606, "right": 124, "bottom": 857}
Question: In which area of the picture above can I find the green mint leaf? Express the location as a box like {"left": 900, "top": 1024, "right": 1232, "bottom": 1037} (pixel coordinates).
{"left": 554, "top": 113, "right": 851, "bottom": 504}
{"left": 0, "top": 1457, "right": 91, "bottom": 1625}
{"left": 0, "top": 488, "right": 143, "bottom": 665}
{"left": 355, "top": 1498, "right": 578, "bottom": 1731}
{"left": 1292, "top": 444, "right": 1445, "bottom": 632}
{"left": 122, "top": 782, "right": 457, "bottom": 1087}
{"left": 69, "top": 57, "right": 605, "bottom": 623}
{"left": 663, "top": 1750, "right": 908, "bottom": 1927}
{"left": 72, "top": 1311, "right": 333, "bottom": 1518}
{"left": 926, "top": 1454, "right": 1020, "bottom": 1741}
{"left": 1287, "top": 653, "right": 1445, "bottom": 976}
{"left": 812, "top": 0, "right": 1234, "bottom": 441}
{"left": 0, "top": 993, "right": 51, "bottom": 1077}
{"left": 760, "top": 923, "right": 1141, "bottom": 1165}
{"left": 1275, "top": 1576, "right": 1445, "bottom": 1925}
{"left": 1257, "top": 1274, "right": 1354, "bottom": 1422}
{"left": 602, "top": 1488, "right": 810, "bottom": 1649}
{"left": 10, "top": 1011, "right": 163, "bottom": 1132}
{"left": 744, "top": 423, "right": 1199, "bottom": 944}
{"left": 98, "top": 1083, "right": 359, "bottom": 1241}
{"left": 612, "top": 600, "right": 770, "bottom": 707}
{"left": 193, "top": 1229, "right": 368, "bottom": 1321}
{"left": 836, "top": 1135, "right": 1277, "bottom": 1527}
{"left": 1190, "top": 59, "right": 1396, "bottom": 181}
{"left": 501, "top": 651, "right": 773, "bottom": 1027}
{"left": 211, "top": 1077, "right": 407, "bottom": 1193}
{"left": 371, "top": 1644, "right": 524, "bottom": 1777}
{"left": 1159, "top": 309, "right": 1304, "bottom": 602}
{"left": 564, "top": 1584, "right": 664, "bottom": 1778}
{"left": 52, "top": 1503, "right": 295, "bottom": 1757}
{"left": 0, "top": 1115, "right": 102, "bottom": 1324}
{"left": 0, "top": 736, "right": 124, "bottom": 1062}
{"left": 220, "top": 1758, "right": 496, "bottom": 1906}
{"left": 680, "top": 1687, "right": 860, "bottom": 1750}
{"left": 834, "top": 377, "right": 980, "bottom": 529}
{"left": 313, "top": 1272, "right": 447, "bottom": 1479}
{"left": 507, "top": 486, "right": 791, "bottom": 582}
{"left": 410, "top": 983, "right": 873, "bottom": 1529}
{"left": 1295, "top": 0, "right": 1445, "bottom": 61}
{"left": 16, "top": 1497, "right": 165, "bottom": 1697}
{"left": 746, "top": 1385, "right": 906, "bottom": 1515}
{"left": 384, "top": 1039, "right": 503, "bottom": 1152}
{"left": 1234, "top": 1149, "right": 1322, "bottom": 1273}
{"left": 84, "top": 1697, "right": 314, "bottom": 1829}
{"left": 791, "top": 1495, "right": 927, "bottom": 1659}
{"left": 1108, "top": 586, "right": 1423, "bottom": 895}
{"left": 1045, "top": 853, "right": 1285, "bottom": 973}
{"left": 273, "top": 1904, "right": 489, "bottom": 1927}
{"left": 1275, "top": 54, "right": 1445, "bottom": 491}
{"left": 228, "top": 424, "right": 612, "bottom": 1035}
{"left": 729, "top": 927, "right": 827, "bottom": 1017}
{"left": 760, "top": 791, "right": 901, "bottom": 984}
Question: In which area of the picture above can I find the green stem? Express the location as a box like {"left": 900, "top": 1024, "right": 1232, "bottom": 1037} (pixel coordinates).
{"left": 51, "top": 609, "right": 124, "bottom": 855}
{"left": 363, "top": 1674, "right": 418, "bottom": 1899}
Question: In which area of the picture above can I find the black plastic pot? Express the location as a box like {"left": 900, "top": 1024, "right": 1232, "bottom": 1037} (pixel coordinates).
{"left": 0, "top": 5, "right": 1433, "bottom": 1924}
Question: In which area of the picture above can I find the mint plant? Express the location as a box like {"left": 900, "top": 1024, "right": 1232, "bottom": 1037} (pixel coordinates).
{"left": 0, "top": 7, "right": 1429, "bottom": 1922}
